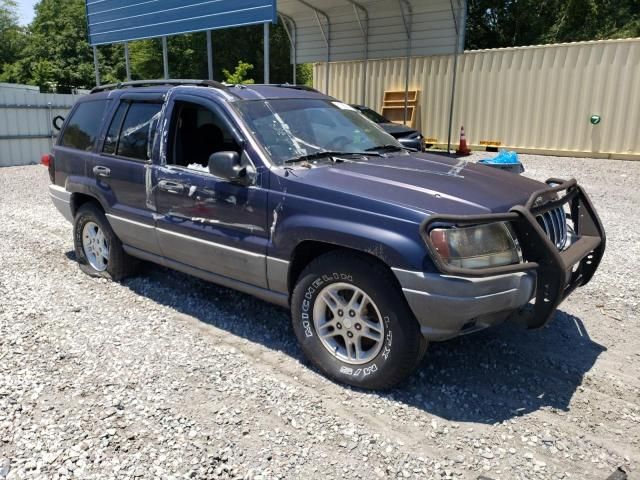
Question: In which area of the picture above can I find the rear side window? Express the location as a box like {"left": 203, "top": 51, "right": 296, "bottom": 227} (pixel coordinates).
{"left": 115, "top": 102, "right": 162, "bottom": 160}
{"left": 60, "top": 100, "right": 108, "bottom": 151}
{"left": 102, "top": 102, "right": 128, "bottom": 155}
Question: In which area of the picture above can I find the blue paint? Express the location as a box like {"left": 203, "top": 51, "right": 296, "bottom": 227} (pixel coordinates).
{"left": 86, "top": 0, "right": 277, "bottom": 46}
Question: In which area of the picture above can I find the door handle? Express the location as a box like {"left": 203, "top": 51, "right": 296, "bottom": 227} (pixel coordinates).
{"left": 158, "top": 180, "right": 185, "bottom": 194}
{"left": 93, "top": 165, "right": 111, "bottom": 178}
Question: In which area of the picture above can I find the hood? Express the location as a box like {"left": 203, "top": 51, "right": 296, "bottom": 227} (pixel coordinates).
{"left": 379, "top": 122, "right": 419, "bottom": 138}
{"left": 283, "top": 152, "right": 547, "bottom": 218}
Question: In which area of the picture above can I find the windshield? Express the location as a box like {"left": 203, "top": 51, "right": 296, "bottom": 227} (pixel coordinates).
{"left": 235, "top": 99, "right": 401, "bottom": 165}
{"left": 357, "top": 107, "right": 389, "bottom": 124}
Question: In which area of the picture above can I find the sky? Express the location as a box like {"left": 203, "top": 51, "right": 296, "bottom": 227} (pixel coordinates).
{"left": 17, "top": 0, "right": 38, "bottom": 25}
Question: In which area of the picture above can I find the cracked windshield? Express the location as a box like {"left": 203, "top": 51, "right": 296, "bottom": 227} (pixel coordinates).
{"left": 236, "top": 99, "right": 402, "bottom": 164}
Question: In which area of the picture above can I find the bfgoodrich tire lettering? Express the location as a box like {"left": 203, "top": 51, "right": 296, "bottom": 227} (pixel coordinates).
{"left": 73, "top": 202, "right": 136, "bottom": 281}
{"left": 291, "top": 251, "right": 426, "bottom": 389}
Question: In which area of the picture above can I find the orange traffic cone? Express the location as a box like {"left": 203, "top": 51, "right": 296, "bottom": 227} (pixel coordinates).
{"left": 456, "top": 126, "right": 471, "bottom": 156}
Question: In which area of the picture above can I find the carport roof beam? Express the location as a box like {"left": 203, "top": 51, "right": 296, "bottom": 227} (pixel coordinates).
{"left": 295, "top": 0, "right": 331, "bottom": 94}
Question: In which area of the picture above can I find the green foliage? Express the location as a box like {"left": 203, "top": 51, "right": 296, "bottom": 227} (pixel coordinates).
{"left": 0, "top": 0, "right": 26, "bottom": 77}
{"left": 297, "top": 63, "right": 313, "bottom": 86}
{"left": 466, "top": 0, "right": 640, "bottom": 49}
{"left": 6, "top": 0, "right": 94, "bottom": 89}
{"left": 223, "top": 61, "right": 255, "bottom": 84}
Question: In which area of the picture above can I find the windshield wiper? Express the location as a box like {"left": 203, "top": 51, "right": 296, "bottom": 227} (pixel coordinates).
{"left": 365, "top": 144, "right": 410, "bottom": 153}
{"left": 284, "top": 150, "right": 382, "bottom": 164}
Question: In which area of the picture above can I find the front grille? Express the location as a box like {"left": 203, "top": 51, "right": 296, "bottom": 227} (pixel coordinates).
{"left": 536, "top": 206, "right": 568, "bottom": 250}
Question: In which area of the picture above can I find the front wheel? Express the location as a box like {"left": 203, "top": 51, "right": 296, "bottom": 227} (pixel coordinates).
{"left": 291, "top": 251, "right": 427, "bottom": 389}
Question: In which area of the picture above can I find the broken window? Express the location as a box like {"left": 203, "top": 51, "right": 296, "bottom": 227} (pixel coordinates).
{"left": 167, "top": 102, "right": 240, "bottom": 173}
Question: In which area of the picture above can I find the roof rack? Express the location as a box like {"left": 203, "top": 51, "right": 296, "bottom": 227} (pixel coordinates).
{"left": 248, "top": 83, "right": 321, "bottom": 93}
{"left": 90, "top": 79, "right": 226, "bottom": 94}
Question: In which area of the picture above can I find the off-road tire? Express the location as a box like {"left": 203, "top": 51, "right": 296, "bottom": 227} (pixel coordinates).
{"left": 73, "top": 202, "right": 136, "bottom": 281}
{"left": 291, "top": 251, "right": 427, "bottom": 389}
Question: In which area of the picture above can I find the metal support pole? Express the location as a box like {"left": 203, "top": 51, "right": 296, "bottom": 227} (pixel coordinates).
{"left": 399, "top": 0, "right": 412, "bottom": 126}
{"left": 279, "top": 13, "right": 297, "bottom": 84}
{"left": 297, "top": 1, "right": 330, "bottom": 93}
{"left": 447, "top": 0, "right": 464, "bottom": 153}
{"left": 264, "top": 22, "right": 270, "bottom": 84}
{"left": 346, "top": 0, "right": 370, "bottom": 105}
{"left": 92, "top": 46, "right": 101, "bottom": 86}
{"left": 124, "top": 42, "right": 131, "bottom": 81}
{"left": 162, "top": 36, "right": 169, "bottom": 79}
{"left": 206, "top": 30, "right": 213, "bottom": 80}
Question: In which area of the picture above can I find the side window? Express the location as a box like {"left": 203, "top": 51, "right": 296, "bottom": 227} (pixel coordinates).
{"left": 60, "top": 100, "right": 108, "bottom": 151}
{"left": 115, "top": 102, "right": 162, "bottom": 161}
{"left": 102, "top": 102, "right": 128, "bottom": 155}
{"left": 168, "top": 102, "right": 240, "bottom": 171}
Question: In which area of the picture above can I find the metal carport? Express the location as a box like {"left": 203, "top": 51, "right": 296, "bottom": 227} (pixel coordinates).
{"left": 276, "top": 0, "right": 467, "bottom": 151}
{"left": 87, "top": 0, "right": 466, "bottom": 151}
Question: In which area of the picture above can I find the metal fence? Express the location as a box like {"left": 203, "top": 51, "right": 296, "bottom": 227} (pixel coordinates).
{"left": 0, "top": 83, "right": 86, "bottom": 167}
{"left": 314, "top": 37, "right": 640, "bottom": 160}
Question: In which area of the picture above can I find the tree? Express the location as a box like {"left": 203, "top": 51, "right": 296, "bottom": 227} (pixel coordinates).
{"left": 465, "top": 0, "right": 640, "bottom": 50}
{"left": 223, "top": 61, "right": 255, "bottom": 84}
{"left": 0, "top": 0, "right": 26, "bottom": 77}
{"left": 545, "top": 0, "right": 640, "bottom": 43}
{"left": 1, "top": 0, "right": 94, "bottom": 89}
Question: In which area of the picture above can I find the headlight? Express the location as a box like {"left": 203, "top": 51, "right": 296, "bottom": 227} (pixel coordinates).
{"left": 429, "top": 222, "right": 521, "bottom": 269}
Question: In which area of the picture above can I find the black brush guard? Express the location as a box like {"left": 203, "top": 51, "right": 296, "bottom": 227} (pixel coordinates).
{"left": 420, "top": 178, "right": 606, "bottom": 329}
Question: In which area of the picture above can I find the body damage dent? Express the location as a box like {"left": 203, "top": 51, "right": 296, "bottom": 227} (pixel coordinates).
{"left": 144, "top": 164, "right": 156, "bottom": 211}
{"left": 270, "top": 194, "right": 285, "bottom": 240}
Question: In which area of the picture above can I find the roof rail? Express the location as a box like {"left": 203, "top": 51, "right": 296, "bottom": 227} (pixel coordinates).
{"left": 90, "top": 79, "right": 226, "bottom": 94}
{"left": 247, "top": 83, "right": 322, "bottom": 93}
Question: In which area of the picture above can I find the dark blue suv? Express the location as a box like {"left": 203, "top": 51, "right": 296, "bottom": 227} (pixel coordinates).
{"left": 45, "top": 80, "right": 605, "bottom": 389}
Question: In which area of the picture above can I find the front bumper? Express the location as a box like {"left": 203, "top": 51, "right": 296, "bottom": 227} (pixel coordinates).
{"left": 398, "top": 136, "right": 425, "bottom": 152}
{"left": 393, "top": 268, "right": 536, "bottom": 340}
{"left": 398, "top": 178, "right": 606, "bottom": 340}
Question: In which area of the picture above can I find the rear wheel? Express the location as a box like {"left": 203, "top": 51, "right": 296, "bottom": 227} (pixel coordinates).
{"left": 291, "top": 251, "right": 427, "bottom": 389}
{"left": 73, "top": 202, "right": 135, "bottom": 280}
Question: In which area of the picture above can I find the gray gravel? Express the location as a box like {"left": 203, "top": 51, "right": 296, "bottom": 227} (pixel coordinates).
{"left": 1, "top": 155, "right": 639, "bottom": 480}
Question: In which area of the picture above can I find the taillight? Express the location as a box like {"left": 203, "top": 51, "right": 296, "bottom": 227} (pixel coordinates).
{"left": 40, "top": 154, "right": 52, "bottom": 167}
{"left": 41, "top": 153, "right": 55, "bottom": 182}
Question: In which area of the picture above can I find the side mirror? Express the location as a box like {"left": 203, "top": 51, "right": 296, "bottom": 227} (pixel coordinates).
{"left": 208, "top": 151, "right": 248, "bottom": 184}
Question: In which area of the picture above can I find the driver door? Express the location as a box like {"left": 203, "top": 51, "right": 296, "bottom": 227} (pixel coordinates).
{"left": 153, "top": 95, "right": 269, "bottom": 288}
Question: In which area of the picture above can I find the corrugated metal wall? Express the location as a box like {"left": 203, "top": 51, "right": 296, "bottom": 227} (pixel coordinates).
{"left": 314, "top": 38, "right": 640, "bottom": 160}
{"left": 0, "top": 84, "right": 85, "bottom": 167}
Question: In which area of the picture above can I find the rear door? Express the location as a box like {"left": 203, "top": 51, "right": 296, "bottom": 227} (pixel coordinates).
{"left": 54, "top": 98, "right": 109, "bottom": 190}
{"left": 152, "top": 94, "right": 270, "bottom": 288}
{"left": 91, "top": 94, "right": 163, "bottom": 256}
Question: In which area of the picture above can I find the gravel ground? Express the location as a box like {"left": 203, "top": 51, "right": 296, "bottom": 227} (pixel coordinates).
{"left": 0, "top": 155, "right": 638, "bottom": 480}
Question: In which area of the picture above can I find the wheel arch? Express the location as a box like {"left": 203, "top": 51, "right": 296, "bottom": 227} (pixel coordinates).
{"left": 70, "top": 192, "right": 104, "bottom": 217}
{"left": 287, "top": 240, "right": 403, "bottom": 296}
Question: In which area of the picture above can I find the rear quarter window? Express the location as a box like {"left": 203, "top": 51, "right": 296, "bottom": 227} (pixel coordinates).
{"left": 60, "top": 100, "right": 108, "bottom": 151}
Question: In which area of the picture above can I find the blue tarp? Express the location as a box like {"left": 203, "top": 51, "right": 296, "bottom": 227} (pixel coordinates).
{"left": 478, "top": 150, "right": 524, "bottom": 174}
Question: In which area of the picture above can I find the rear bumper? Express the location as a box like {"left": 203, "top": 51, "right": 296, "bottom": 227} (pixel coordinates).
{"left": 393, "top": 268, "right": 536, "bottom": 340}
{"left": 49, "top": 185, "right": 73, "bottom": 223}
